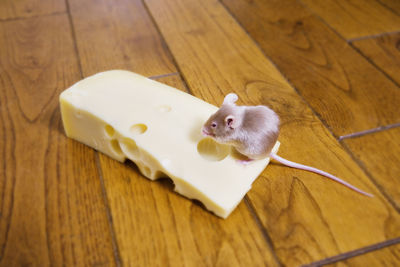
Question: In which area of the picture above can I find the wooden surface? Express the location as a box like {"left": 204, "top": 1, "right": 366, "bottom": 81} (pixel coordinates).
{"left": 353, "top": 32, "right": 400, "bottom": 86}
{"left": 222, "top": 0, "right": 400, "bottom": 137}
{"left": 299, "top": 0, "right": 400, "bottom": 40}
{"left": 342, "top": 127, "right": 400, "bottom": 209}
{"left": 324, "top": 242, "right": 400, "bottom": 267}
{"left": 68, "top": 0, "right": 176, "bottom": 78}
{"left": 0, "top": 14, "right": 115, "bottom": 266}
{"left": 1, "top": 0, "right": 399, "bottom": 266}
{"left": 0, "top": 0, "right": 65, "bottom": 20}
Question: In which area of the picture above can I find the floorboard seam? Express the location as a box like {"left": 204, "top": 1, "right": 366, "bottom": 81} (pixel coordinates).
{"left": 143, "top": 2, "right": 283, "bottom": 264}
{"left": 376, "top": 0, "right": 400, "bottom": 16}
{"left": 244, "top": 197, "right": 283, "bottom": 267}
{"left": 222, "top": 0, "right": 400, "bottom": 141}
{"left": 349, "top": 41, "right": 400, "bottom": 89}
{"left": 348, "top": 30, "right": 400, "bottom": 43}
{"left": 95, "top": 154, "right": 122, "bottom": 267}
{"left": 339, "top": 122, "right": 400, "bottom": 140}
{"left": 292, "top": 0, "right": 400, "bottom": 213}
{"left": 141, "top": 0, "right": 194, "bottom": 96}
{"left": 219, "top": 0, "right": 345, "bottom": 141}
{"left": 0, "top": 11, "right": 67, "bottom": 22}
{"left": 297, "top": 0, "right": 400, "bottom": 90}
{"left": 141, "top": 2, "right": 400, "bottom": 265}
{"left": 65, "top": 0, "right": 121, "bottom": 265}
{"left": 65, "top": 0, "right": 83, "bottom": 78}
{"left": 339, "top": 140, "right": 400, "bottom": 213}
{"left": 302, "top": 237, "right": 400, "bottom": 267}
{"left": 148, "top": 72, "right": 179, "bottom": 80}
{"left": 222, "top": 0, "right": 400, "bottom": 214}
{"left": 296, "top": 0, "right": 354, "bottom": 42}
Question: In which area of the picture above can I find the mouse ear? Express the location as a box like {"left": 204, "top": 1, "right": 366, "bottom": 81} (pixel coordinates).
{"left": 223, "top": 93, "right": 238, "bottom": 105}
{"left": 225, "top": 115, "right": 236, "bottom": 129}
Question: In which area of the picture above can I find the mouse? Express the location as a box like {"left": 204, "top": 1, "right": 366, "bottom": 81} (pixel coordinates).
{"left": 202, "top": 93, "right": 373, "bottom": 197}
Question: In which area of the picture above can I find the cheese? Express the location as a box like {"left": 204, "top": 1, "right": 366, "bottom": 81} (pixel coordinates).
{"left": 59, "top": 70, "right": 279, "bottom": 218}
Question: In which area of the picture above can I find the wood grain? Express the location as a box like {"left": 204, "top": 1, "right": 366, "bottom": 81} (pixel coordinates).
{"left": 222, "top": 0, "right": 400, "bottom": 137}
{"left": 352, "top": 32, "right": 400, "bottom": 86}
{"left": 342, "top": 127, "right": 400, "bottom": 209}
{"left": 69, "top": 0, "right": 279, "bottom": 264}
{"left": 97, "top": 75, "right": 279, "bottom": 267}
{"left": 144, "top": 0, "right": 400, "bottom": 265}
{"left": 300, "top": 0, "right": 400, "bottom": 40}
{"left": 1, "top": 0, "right": 399, "bottom": 265}
{"left": 325, "top": 242, "right": 400, "bottom": 266}
{"left": 378, "top": 0, "right": 400, "bottom": 14}
{"left": 68, "top": 0, "right": 176, "bottom": 78}
{"left": 0, "top": 14, "right": 116, "bottom": 266}
{"left": 0, "top": 0, "right": 65, "bottom": 20}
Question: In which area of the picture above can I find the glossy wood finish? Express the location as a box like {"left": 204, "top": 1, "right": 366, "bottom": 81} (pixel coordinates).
{"left": 222, "top": 0, "right": 400, "bottom": 137}
{"left": 1, "top": 0, "right": 399, "bottom": 266}
{"left": 353, "top": 32, "right": 400, "bottom": 86}
{"left": 0, "top": 14, "right": 115, "bottom": 266}
{"left": 0, "top": 0, "right": 65, "bottom": 20}
{"left": 300, "top": 0, "right": 400, "bottom": 40}
{"left": 342, "top": 127, "right": 400, "bottom": 209}
{"left": 144, "top": 1, "right": 400, "bottom": 266}
{"left": 325, "top": 242, "right": 400, "bottom": 267}
{"left": 68, "top": 0, "right": 176, "bottom": 78}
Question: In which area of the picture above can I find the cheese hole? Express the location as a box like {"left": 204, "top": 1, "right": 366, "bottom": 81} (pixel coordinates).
{"left": 105, "top": 124, "right": 115, "bottom": 137}
{"left": 121, "top": 138, "right": 139, "bottom": 158}
{"left": 158, "top": 177, "right": 174, "bottom": 191}
{"left": 130, "top": 124, "right": 147, "bottom": 135}
{"left": 154, "top": 171, "right": 168, "bottom": 180}
{"left": 192, "top": 199, "right": 207, "bottom": 210}
{"left": 197, "top": 138, "right": 230, "bottom": 161}
{"left": 110, "top": 139, "right": 122, "bottom": 155}
{"left": 158, "top": 105, "right": 172, "bottom": 113}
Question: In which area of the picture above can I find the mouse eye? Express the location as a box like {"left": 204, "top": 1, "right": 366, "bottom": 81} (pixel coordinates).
{"left": 211, "top": 122, "right": 217, "bottom": 128}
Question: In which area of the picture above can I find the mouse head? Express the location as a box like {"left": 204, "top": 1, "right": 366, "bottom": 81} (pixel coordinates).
{"left": 202, "top": 93, "right": 241, "bottom": 143}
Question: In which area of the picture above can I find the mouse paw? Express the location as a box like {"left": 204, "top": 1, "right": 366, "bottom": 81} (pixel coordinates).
{"left": 237, "top": 159, "right": 254, "bottom": 165}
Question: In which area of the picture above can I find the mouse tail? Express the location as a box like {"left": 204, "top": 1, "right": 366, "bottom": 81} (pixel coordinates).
{"left": 270, "top": 153, "right": 373, "bottom": 197}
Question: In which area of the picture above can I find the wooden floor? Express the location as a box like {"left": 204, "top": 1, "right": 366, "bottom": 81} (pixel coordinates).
{"left": 1, "top": 0, "right": 400, "bottom": 266}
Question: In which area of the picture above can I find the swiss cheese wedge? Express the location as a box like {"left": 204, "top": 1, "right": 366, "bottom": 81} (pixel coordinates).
{"left": 59, "top": 70, "right": 279, "bottom": 218}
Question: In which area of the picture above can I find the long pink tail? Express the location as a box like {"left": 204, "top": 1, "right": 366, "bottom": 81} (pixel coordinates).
{"left": 270, "top": 153, "right": 373, "bottom": 197}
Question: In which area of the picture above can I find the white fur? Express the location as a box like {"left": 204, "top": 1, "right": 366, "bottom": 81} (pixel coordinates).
{"left": 223, "top": 93, "right": 238, "bottom": 105}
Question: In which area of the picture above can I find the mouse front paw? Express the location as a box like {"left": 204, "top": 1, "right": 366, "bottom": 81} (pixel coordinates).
{"left": 237, "top": 159, "right": 254, "bottom": 165}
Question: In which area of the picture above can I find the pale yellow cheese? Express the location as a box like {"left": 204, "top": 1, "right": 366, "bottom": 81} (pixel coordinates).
{"left": 59, "top": 70, "right": 279, "bottom": 218}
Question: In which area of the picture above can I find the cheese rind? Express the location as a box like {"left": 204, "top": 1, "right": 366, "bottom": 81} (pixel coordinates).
{"left": 60, "top": 70, "right": 279, "bottom": 218}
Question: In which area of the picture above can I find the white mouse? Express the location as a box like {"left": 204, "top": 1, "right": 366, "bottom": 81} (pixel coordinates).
{"left": 202, "top": 93, "right": 373, "bottom": 197}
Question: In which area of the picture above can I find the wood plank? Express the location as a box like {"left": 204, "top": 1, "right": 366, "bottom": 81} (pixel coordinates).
{"left": 68, "top": 0, "right": 176, "bottom": 78}
{"left": 0, "top": 14, "right": 116, "bottom": 266}
{"left": 378, "top": 0, "right": 400, "bottom": 14}
{"left": 98, "top": 74, "right": 279, "bottom": 267}
{"left": 300, "top": 0, "right": 400, "bottom": 40}
{"left": 342, "top": 127, "right": 400, "bottom": 209}
{"left": 222, "top": 0, "right": 400, "bottom": 137}
{"left": 0, "top": 0, "right": 65, "bottom": 20}
{"left": 352, "top": 32, "right": 400, "bottom": 86}
{"left": 69, "top": 0, "right": 280, "bottom": 265}
{"left": 325, "top": 242, "right": 400, "bottom": 266}
{"left": 144, "top": 0, "right": 400, "bottom": 265}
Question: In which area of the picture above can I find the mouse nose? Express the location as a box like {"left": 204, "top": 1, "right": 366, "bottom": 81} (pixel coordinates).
{"left": 201, "top": 127, "right": 209, "bottom": 136}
